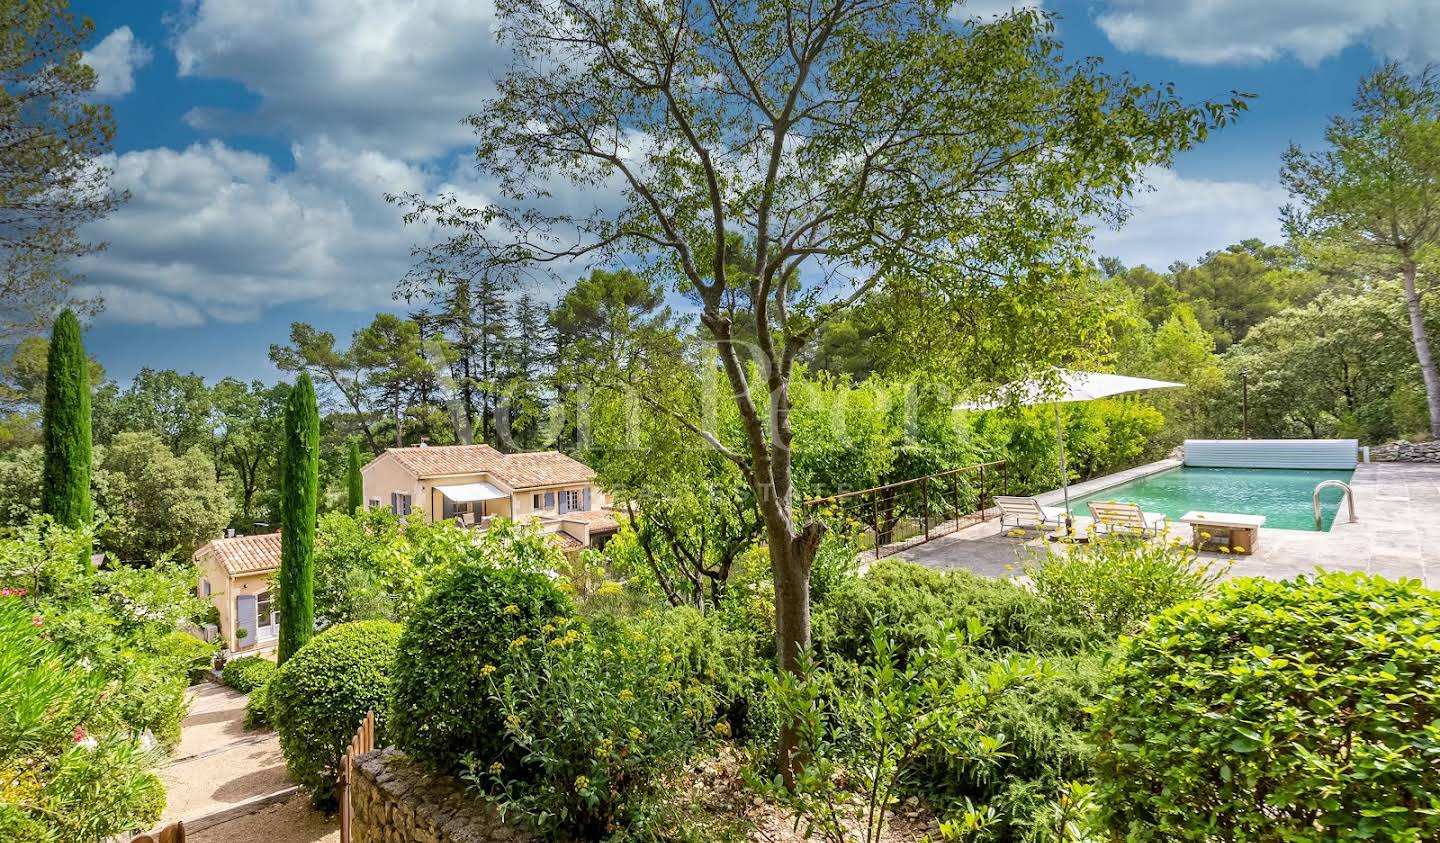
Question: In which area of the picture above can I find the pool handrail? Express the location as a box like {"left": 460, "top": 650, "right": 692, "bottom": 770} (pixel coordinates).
{"left": 1313, "top": 480, "right": 1356, "bottom": 530}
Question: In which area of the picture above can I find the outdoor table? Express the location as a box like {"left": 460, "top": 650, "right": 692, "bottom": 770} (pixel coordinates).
{"left": 1178, "top": 511, "right": 1265, "bottom": 554}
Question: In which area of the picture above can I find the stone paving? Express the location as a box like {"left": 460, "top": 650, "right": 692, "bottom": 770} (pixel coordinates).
{"left": 891, "top": 461, "right": 1437, "bottom": 589}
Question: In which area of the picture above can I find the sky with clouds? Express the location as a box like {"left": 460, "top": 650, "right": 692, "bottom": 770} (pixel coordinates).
{"left": 66, "top": 0, "right": 1430, "bottom": 383}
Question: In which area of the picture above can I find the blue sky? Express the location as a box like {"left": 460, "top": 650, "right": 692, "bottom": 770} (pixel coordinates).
{"left": 68, "top": 0, "right": 1422, "bottom": 384}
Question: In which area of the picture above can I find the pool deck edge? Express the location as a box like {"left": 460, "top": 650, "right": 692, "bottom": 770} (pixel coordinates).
{"left": 1032, "top": 458, "right": 1182, "bottom": 509}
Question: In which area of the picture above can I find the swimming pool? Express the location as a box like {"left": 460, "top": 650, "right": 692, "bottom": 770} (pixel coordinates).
{"left": 1067, "top": 466, "right": 1355, "bottom": 531}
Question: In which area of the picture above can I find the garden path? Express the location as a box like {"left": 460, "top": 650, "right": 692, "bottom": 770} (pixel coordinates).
{"left": 156, "top": 682, "right": 336, "bottom": 841}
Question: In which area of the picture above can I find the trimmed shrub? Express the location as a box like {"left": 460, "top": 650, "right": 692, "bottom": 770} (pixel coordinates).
{"left": 243, "top": 682, "right": 270, "bottom": 728}
{"left": 812, "top": 560, "right": 1087, "bottom": 663}
{"left": 389, "top": 561, "right": 572, "bottom": 772}
{"left": 268, "top": 621, "right": 403, "bottom": 805}
{"left": 1022, "top": 532, "right": 1228, "bottom": 638}
{"left": 160, "top": 631, "right": 217, "bottom": 685}
{"left": 40, "top": 309, "right": 92, "bottom": 536}
{"left": 1092, "top": 572, "right": 1440, "bottom": 842}
{"left": 221, "top": 656, "right": 276, "bottom": 694}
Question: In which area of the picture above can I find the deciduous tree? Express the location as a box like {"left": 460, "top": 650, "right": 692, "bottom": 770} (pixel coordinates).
{"left": 395, "top": 0, "right": 1242, "bottom": 780}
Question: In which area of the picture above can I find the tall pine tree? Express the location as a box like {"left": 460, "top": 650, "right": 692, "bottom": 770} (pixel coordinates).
{"left": 41, "top": 310, "right": 92, "bottom": 542}
{"left": 278, "top": 372, "right": 319, "bottom": 664}
{"left": 346, "top": 440, "right": 364, "bottom": 515}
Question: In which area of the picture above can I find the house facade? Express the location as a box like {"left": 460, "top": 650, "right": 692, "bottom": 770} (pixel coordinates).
{"left": 193, "top": 532, "right": 282, "bottom": 654}
{"left": 361, "top": 444, "right": 618, "bottom": 552}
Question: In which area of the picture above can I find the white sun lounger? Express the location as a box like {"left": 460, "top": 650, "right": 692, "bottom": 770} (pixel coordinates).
{"left": 995, "top": 496, "right": 1068, "bottom": 531}
{"left": 1087, "top": 501, "right": 1168, "bottom": 538}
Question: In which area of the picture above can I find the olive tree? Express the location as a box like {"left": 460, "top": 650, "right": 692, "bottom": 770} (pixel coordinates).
{"left": 393, "top": 0, "right": 1241, "bottom": 779}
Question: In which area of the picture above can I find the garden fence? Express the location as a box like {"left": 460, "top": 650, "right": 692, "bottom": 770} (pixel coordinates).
{"left": 338, "top": 710, "right": 377, "bottom": 843}
{"left": 801, "top": 460, "right": 1008, "bottom": 560}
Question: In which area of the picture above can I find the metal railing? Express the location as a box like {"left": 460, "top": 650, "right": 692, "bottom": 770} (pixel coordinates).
{"left": 1313, "top": 479, "right": 1356, "bottom": 530}
{"left": 801, "top": 460, "right": 1008, "bottom": 560}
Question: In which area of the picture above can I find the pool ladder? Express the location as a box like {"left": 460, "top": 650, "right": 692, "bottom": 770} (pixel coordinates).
{"left": 1313, "top": 480, "right": 1357, "bottom": 530}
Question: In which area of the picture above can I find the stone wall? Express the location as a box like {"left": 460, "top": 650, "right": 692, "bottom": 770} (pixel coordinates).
{"left": 351, "top": 748, "right": 534, "bottom": 843}
{"left": 1370, "top": 440, "right": 1440, "bottom": 463}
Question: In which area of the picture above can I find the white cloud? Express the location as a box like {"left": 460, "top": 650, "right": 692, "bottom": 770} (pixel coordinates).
{"left": 1095, "top": 0, "right": 1440, "bottom": 66}
{"left": 952, "top": 0, "right": 1042, "bottom": 19}
{"left": 74, "top": 139, "right": 466, "bottom": 326}
{"left": 171, "top": 0, "right": 507, "bottom": 158}
{"left": 1089, "top": 168, "right": 1288, "bottom": 270}
{"left": 74, "top": 285, "right": 206, "bottom": 327}
{"left": 82, "top": 26, "right": 153, "bottom": 96}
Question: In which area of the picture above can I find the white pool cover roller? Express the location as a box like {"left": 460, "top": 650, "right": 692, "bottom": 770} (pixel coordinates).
{"left": 1184, "top": 439, "right": 1358, "bottom": 470}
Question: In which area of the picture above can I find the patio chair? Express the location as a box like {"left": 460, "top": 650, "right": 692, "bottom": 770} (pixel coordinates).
{"left": 995, "top": 496, "right": 1068, "bottom": 532}
{"left": 1087, "top": 501, "right": 1168, "bottom": 538}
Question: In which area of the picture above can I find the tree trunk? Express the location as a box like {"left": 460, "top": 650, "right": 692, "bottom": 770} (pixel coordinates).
{"left": 767, "top": 516, "right": 823, "bottom": 788}
{"left": 1401, "top": 262, "right": 1440, "bottom": 438}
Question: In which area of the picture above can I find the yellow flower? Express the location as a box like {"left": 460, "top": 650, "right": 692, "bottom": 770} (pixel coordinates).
{"left": 505, "top": 714, "right": 521, "bottom": 730}
{"left": 488, "top": 761, "right": 503, "bottom": 775}
{"left": 664, "top": 680, "right": 681, "bottom": 695}
{"left": 712, "top": 721, "right": 732, "bottom": 738}
{"left": 1233, "top": 545, "right": 1246, "bottom": 553}
{"left": 1219, "top": 546, "right": 1231, "bottom": 554}
{"left": 627, "top": 727, "right": 642, "bottom": 742}
{"left": 509, "top": 636, "right": 530, "bottom": 649}
{"left": 574, "top": 775, "right": 590, "bottom": 791}
{"left": 502, "top": 604, "right": 521, "bottom": 616}
{"left": 480, "top": 664, "right": 496, "bottom": 676}
{"left": 1200, "top": 531, "right": 1212, "bottom": 541}
{"left": 541, "top": 623, "right": 556, "bottom": 634}
{"left": 660, "top": 651, "right": 674, "bottom": 665}
{"left": 618, "top": 689, "right": 635, "bottom": 702}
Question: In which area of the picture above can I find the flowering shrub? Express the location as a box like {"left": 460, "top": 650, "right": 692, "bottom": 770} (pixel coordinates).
{"left": 221, "top": 655, "right": 275, "bottom": 694}
{"left": 1021, "top": 532, "right": 1228, "bottom": 638}
{"left": 269, "top": 621, "right": 403, "bottom": 805}
{"left": 1092, "top": 572, "right": 1440, "bottom": 841}
{"left": 0, "top": 596, "right": 164, "bottom": 842}
{"left": 389, "top": 561, "right": 572, "bottom": 771}
{"left": 463, "top": 609, "right": 736, "bottom": 838}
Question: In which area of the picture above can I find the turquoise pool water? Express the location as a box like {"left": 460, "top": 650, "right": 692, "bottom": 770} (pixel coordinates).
{"left": 1067, "top": 466, "right": 1355, "bottom": 531}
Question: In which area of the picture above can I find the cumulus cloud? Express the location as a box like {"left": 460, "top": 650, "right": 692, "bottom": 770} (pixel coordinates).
{"left": 82, "top": 26, "right": 153, "bottom": 96}
{"left": 1094, "top": 0, "right": 1440, "bottom": 66}
{"left": 73, "top": 140, "right": 472, "bottom": 326}
{"left": 171, "top": 0, "right": 507, "bottom": 158}
{"left": 1089, "top": 168, "right": 1289, "bottom": 270}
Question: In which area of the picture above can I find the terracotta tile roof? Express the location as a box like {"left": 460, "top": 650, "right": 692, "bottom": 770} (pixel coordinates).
{"left": 381, "top": 445, "right": 595, "bottom": 490}
{"left": 194, "top": 533, "right": 282, "bottom": 576}
{"left": 560, "top": 510, "right": 620, "bottom": 533}
{"left": 548, "top": 532, "right": 586, "bottom": 552}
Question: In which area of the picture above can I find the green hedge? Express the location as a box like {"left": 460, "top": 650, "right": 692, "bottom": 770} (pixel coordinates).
{"left": 1092, "top": 572, "right": 1440, "bottom": 842}
{"left": 221, "top": 655, "right": 276, "bottom": 694}
{"left": 268, "top": 621, "right": 403, "bottom": 805}
{"left": 389, "top": 561, "right": 572, "bottom": 772}
{"left": 812, "top": 560, "right": 1088, "bottom": 663}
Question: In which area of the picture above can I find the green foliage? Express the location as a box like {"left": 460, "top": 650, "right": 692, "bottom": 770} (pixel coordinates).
{"left": 269, "top": 620, "right": 403, "bottom": 806}
{"left": 1092, "top": 572, "right": 1440, "bottom": 842}
{"left": 813, "top": 560, "right": 1087, "bottom": 664}
{"left": 389, "top": 560, "right": 572, "bottom": 772}
{"left": 1022, "top": 534, "right": 1228, "bottom": 639}
{"left": 463, "top": 609, "right": 741, "bottom": 838}
{"left": 40, "top": 310, "right": 91, "bottom": 537}
{"left": 278, "top": 372, "right": 319, "bottom": 664}
{"left": 754, "top": 623, "right": 1046, "bottom": 843}
{"left": 1, "top": 516, "right": 206, "bottom": 752}
{"left": 94, "top": 431, "right": 233, "bottom": 561}
{"left": 221, "top": 655, "right": 277, "bottom": 694}
{"left": 161, "top": 630, "right": 217, "bottom": 685}
{"left": 345, "top": 440, "right": 363, "bottom": 514}
{"left": 0, "top": 583, "right": 165, "bottom": 843}
{"left": 243, "top": 681, "right": 271, "bottom": 728}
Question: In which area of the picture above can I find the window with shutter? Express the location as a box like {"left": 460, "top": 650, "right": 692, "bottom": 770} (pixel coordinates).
{"left": 544, "top": 491, "right": 555, "bottom": 509}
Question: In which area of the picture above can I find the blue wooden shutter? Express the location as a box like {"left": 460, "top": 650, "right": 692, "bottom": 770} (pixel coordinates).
{"left": 558, "top": 490, "right": 569, "bottom": 514}
{"left": 544, "top": 491, "right": 555, "bottom": 509}
{"left": 236, "top": 594, "right": 257, "bottom": 648}
{"left": 582, "top": 487, "right": 591, "bottom": 511}
{"left": 390, "top": 492, "right": 399, "bottom": 514}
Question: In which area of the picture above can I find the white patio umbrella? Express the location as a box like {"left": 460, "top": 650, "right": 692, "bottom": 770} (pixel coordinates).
{"left": 958, "top": 369, "right": 1184, "bottom": 528}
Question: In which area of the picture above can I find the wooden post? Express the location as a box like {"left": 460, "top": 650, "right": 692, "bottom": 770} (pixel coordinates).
{"left": 871, "top": 490, "right": 882, "bottom": 561}
{"left": 979, "top": 464, "right": 988, "bottom": 522}
{"left": 921, "top": 478, "right": 930, "bottom": 540}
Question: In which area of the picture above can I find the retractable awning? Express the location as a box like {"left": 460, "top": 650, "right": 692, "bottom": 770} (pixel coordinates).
{"left": 435, "top": 482, "right": 506, "bottom": 503}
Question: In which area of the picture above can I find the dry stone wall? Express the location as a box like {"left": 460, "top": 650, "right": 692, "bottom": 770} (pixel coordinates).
{"left": 1371, "top": 441, "right": 1440, "bottom": 463}
{"left": 351, "top": 748, "right": 535, "bottom": 843}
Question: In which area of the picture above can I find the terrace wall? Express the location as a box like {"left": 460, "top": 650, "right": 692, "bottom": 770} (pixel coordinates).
{"left": 351, "top": 748, "right": 535, "bottom": 843}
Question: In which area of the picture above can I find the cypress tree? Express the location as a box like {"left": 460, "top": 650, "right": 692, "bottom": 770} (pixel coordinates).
{"left": 278, "top": 373, "right": 319, "bottom": 664}
{"left": 346, "top": 440, "right": 364, "bottom": 515}
{"left": 41, "top": 310, "right": 93, "bottom": 543}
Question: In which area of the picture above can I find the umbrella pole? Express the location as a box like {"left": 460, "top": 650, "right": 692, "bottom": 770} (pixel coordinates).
{"left": 1054, "top": 401, "right": 1073, "bottom": 535}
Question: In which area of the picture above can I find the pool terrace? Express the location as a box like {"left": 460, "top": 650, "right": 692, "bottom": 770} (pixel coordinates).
{"left": 892, "top": 460, "right": 1438, "bottom": 589}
